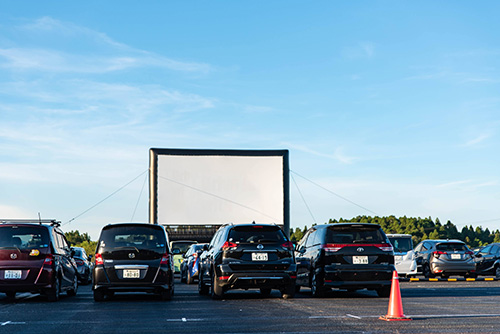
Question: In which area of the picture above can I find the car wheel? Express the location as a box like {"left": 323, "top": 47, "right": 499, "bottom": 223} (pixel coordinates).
{"left": 465, "top": 272, "right": 477, "bottom": 279}
{"left": 5, "top": 291, "right": 16, "bottom": 299}
{"left": 210, "top": 273, "right": 224, "bottom": 300}
{"left": 423, "top": 264, "right": 435, "bottom": 278}
{"left": 93, "top": 288, "right": 106, "bottom": 302}
{"left": 260, "top": 288, "right": 272, "bottom": 296}
{"left": 67, "top": 275, "right": 78, "bottom": 296}
{"left": 186, "top": 270, "right": 194, "bottom": 285}
{"left": 376, "top": 286, "right": 391, "bottom": 297}
{"left": 198, "top": 273, "right": 209, "bottom": 295}
{"left": 160, "top": 288, "right": 172, "bottom": 301}
{"left": 295, "top": 285, "right": 301, "bottom": 293}
{"left": 281, "top": 284, "right": 295, "bottom": 299}
{"left": 311, "top": 272, "right": 324, "bottom": 298}
{"left": 495, "top": 266, "right": 500, "bottom": 279}
{"left": 180, "top": 268, "right": 186, "bottom": 283}
{"left": 47, "top": 275, "right": 61, "bottom": 302}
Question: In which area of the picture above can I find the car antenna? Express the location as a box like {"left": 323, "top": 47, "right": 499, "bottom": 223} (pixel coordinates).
{"left": 38, "top": 212, "right": 42, "bottom": 225}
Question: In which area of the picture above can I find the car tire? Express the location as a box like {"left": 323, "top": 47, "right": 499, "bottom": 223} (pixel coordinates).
{"left": 93, "top": 289, "right": 106, "bottom": 302}
{"left": 260, "top": 288, "right": 272, "bottom": 296}
{"left": 495, "top": 266, "right": 500, "bottom": 279}
{"left": 47, "top": 275, "right": 61, "bottom": 302}
{"left": 423, "top": 264, "right": 435, "bottom": 278}
{"left": 465, "top": 272, "right": 477, "bottom": 279}
{"left": 295, "top": 285, "right": 301, "bottom": 293}
{"left": 160, "top": 288, "right": 172, "bottom": 301}
{"left": 5, "top": 291, "right": 15, "bottom": 299}
{"left": 198, "top": 274, "right": 209, "bottom": 295}
{"left": 187, "top": 270, "right": 194, "bottom": 285}
{"left": 67, "top": 275, "right": 78, "bottom": 296}
{"left": 311, "top": 272, "right": 325, "bottom": 298}
{"left": 180, "top": 268, "right": 187, "bottom": 283}
{"left": 210, "top": 273, "right": 224, "bottom": 300}
{"left": 376, "top": 286, "right": 391, "bottom": 297}
{"left": 281, "top": 284, "right": 295, "bottom": 299}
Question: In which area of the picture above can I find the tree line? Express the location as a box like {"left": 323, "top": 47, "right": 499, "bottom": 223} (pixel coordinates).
{"left": 289, "top": 215, "right": 500, "bottom": 249}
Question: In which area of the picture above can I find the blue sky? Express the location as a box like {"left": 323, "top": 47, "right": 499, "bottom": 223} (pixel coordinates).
{"left": 1, "top": 2, "right": 499, "bottom": 239}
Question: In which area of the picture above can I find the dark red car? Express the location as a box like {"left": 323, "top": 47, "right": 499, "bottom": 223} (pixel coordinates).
{"left": 0, "top": 220, "right": 78, "bottom": 301}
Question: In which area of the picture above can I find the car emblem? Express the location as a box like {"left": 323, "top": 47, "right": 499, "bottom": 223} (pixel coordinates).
{"left": 10, "top": 253, "right": 17, "bottom": 260}
{"left": 357, "top": 247, "right": 364, "bottom": 253}
{"left": 128, "top": 253, "right": 136, "bottom": 259}
{"left": 257, "top": 244, "right": 264, "bottom": 250}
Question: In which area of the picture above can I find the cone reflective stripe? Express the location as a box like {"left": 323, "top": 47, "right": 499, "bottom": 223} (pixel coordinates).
{"left": 379, "top": 270, "right": 411, "bottom": 321}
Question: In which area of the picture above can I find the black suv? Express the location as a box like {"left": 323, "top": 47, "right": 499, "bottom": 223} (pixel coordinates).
{"left": 0, "top": 219, "right": 78, "bottom": 301}
{"left": 198, "top": 223, "right": 296, "bottom": 299}
{"left": 295, "top": 223, "right": 394, "bottom": 297}
{"left": 474, "top": 243, "right": 500, "bottom": 278}
{"left": 92, "top": 223, "right": 174, "bottom": 301}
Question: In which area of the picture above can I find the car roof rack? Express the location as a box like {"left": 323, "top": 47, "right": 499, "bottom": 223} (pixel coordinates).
{"left": 0, "top": 219, "right": 61, "bottom": 226}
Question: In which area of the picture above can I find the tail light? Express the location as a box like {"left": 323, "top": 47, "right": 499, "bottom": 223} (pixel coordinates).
{"left": 75, "top": 259, "right": 85, "bottom": 266}
{"left": 432, "top": 251, "right": 446, "bottom": 258}
{"left": 222, "top": 241, "right": 238, "bottom": 251}
{"left": 322, "top": 244, "right": 345, "bottom": 252}
{"left": 43, "top": 254, "right": 53, "bottom": 266}
{"left": 465, "top": 251, "right": 474, "bottom": 256}
{"left": 281, "top": 241, "right": 294, "bottom": 250}
{"left": 160, "top": 253, "right": 170, "bottom": 265}
{"left": 95, "top": 253, "right": 104, "bottom": 265}
{"left": 377, "top": 243, "right": 394, "bottom": 252}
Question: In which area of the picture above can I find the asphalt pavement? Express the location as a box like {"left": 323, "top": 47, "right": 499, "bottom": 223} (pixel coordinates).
{"left": 1, "top": 279, "right": 500, "bottom": 334}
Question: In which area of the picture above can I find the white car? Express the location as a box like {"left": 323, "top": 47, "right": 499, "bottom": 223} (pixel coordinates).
{"left": 387, "top": 234, "right": 418, "bottom": 277}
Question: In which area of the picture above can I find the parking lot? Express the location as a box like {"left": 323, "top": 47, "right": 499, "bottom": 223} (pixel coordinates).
{"left": 1, "top": 279, "right": 499, "bottom": 334}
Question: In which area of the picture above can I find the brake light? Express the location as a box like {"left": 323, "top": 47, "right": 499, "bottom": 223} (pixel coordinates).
{"left": 75, "top": 259, "right": 85, "bottom": 266}
{"left": 160, "top": 253, "right": 170, "bottom": 265}
{"left": 222, "top": 241, "right": 238, "bottom": 250}
{"left": 322, "top": 244, "right": 345, "bottom": 252}
{"left": 44, "top": 254, "right": 53, "bottom": 266}
{"left": 377, "top": 243, "right": 394, "bottom": 252}
{"left": 219, "top": 276, "right": 230, "bottom": 280}
{"left": 465, "top": 251, "right": 473, "bottom": 255}
{"left": 95, "top": 253, "right": 104, "bottom": 265}
{"left": 281, "top": 241, "right": 294, "bottom": 250}
{"left": 433, "top": 251, "right": 446, "bottom": 258}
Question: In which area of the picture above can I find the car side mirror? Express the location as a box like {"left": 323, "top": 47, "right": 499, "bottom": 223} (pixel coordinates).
{"left": 172, "top": 248, "right": 181, "bottom": 255}
{"left": 475, "top": 253, "right": 482, "bottom": 258}
{"left": 88, "top": 255, "right": 93, "bottom": 261}
{"left": 70, "top": 249, "right": 76, "bottom": 257}
{"left": 203, "top": 244, "right": 209, "bottom": 251}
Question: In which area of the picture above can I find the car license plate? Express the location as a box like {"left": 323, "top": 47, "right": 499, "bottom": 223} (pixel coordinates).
{"left": 352, "top": 256, "right": 369, "bottom": 264}
{"left": 451, "top": 254, "right": 461, "bottom": 260}
{"left": 251, "top": 253, "right": 268, "bottom": 261}
{"left": 123, "top": 269, "right": 140, "bottom": 278}
{"left": 4, "top": 270, "right": 22, "bottom": 279}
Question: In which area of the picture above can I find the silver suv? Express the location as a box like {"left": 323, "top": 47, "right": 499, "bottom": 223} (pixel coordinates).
{"left": 414, "top": 239, "right": 476, "bottom": 278}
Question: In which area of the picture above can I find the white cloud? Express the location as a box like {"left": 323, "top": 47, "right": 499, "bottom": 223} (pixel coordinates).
{"left": 0, "top": 17, "right": 211, "bottom": 74}
{"left": 341, "top": 42, "right": 375, "bottom": 59}
{"left": 464, "top": 133, "right": 491, "bottom": 147}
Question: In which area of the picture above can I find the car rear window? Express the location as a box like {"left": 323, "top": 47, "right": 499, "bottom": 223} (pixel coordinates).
{"left": 436, "top": 242, "right": 468, "bottom": 251}
{"left": 98, "top": 225, "right": 166, "bottom": 252}
{"left": 228, "top": 225, "right": 286, "bottom": 244}
{"left": 326, "top": 225, "right": 387, "bottom": 244}
{"left": 171, "top": 241, "right": 197, "bottom": 254}
{"left": 388, "top": 237, "right": 413, "bottom": 252}
{"left": 0, "top": 226, "right": 50, "bottom": 249}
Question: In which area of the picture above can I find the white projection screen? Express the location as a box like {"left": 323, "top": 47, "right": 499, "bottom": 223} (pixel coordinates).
{"left": 149, "top": 149, "right": 289, "bottom": 229}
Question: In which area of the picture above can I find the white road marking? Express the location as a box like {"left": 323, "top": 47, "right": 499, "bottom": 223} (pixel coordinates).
{"left": 346, "top": 314, "right": 361, "bottom": 319}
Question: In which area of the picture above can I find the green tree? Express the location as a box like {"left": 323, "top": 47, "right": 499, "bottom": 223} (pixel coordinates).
{"left": 65, "top": 230, "right": 92, "bottom": 245}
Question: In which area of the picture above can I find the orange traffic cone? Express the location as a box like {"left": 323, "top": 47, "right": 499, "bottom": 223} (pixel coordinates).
{"left": 379, "top": 270, "right": 411, "bottom": 321}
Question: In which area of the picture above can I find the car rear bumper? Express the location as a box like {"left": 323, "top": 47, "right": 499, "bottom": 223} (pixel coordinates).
{"left": 92, "top": 266, "right": 173, "bottom": 292}
{"left": 216, "top": 264, "right": 297, "bottom": 290}
{"left": 323, "top": 264, "right": 394, "bottom": 289}
{"left": 431, "top": 262, "right": 475, "bottom": 274}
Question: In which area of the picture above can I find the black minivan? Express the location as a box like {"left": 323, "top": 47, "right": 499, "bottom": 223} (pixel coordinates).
{"left": 295, "top": 223, "right": 394, "bottom": 297}
{"left": 198, "top": 223, "right": 296, "bottom": 299}
{"left": 92, "top": 223, "right": 174, "bottom": 301}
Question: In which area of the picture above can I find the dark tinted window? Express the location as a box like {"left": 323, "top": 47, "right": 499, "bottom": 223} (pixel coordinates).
{"left": 171, "top": 241, "right": 196, "bottom": 254}
{"left": 388, "top": 237, "right": 413, "bottom": 252}
{"left": 0, "top": 226, "right": 50, "bottom": 249}
{"left": 228, "top": 225, "right": 286, "bottom": 244}
{"left": 436, "top": 242, "right": 468, "bottom": 251}
{"left": 98, "top": 225, "right": 166, "bottom": 252}
{"left": 326, "top": 225, "right": 386, "bottom": 244}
